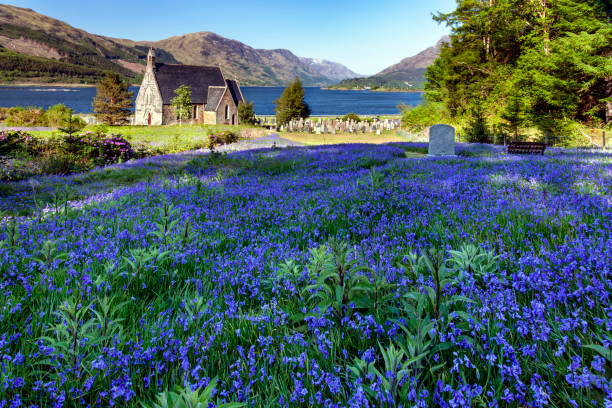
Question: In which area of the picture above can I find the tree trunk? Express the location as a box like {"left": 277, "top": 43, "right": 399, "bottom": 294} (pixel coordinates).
{"left": 606, "top": 76, "right": 612, "bottom": 124}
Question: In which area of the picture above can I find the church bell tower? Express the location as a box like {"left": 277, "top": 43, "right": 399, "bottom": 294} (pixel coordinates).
{"left": 147, "top": 47, "right": 156, "bottom": 70}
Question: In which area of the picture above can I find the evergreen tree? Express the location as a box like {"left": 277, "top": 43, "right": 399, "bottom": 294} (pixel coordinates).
{"left": 464, "top": 105, "right": 493, "bottom": 144}
{"left": 501, "top": 91, "right": 525, "bottom": 140}
{"left": 274, "top": 77, "right": 311, "bottom": 126}
{"left": 170, "top": 85, "right": 192, "bottom": 127}
{"left": 92, "top": 72, "right": 133, "bottom": 125}
{"left": 426, "top": 0, "right": 612, "bottom": 142}
{"left": 237, "top": 100, "right": 256, "bottom": 125}
{"left": 58, "top": 109, "right": 86, "bottom": 135}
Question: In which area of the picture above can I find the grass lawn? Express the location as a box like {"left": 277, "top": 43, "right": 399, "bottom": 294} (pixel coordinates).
{"left": 280, "top": 131, "right": 407, "bottom": 145}
{"left": 30, "top": 124, "right": 258, "bottom": 144}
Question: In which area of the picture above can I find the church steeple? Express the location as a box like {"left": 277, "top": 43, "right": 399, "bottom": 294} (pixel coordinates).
{"left": 147, "top": 47, "right": 156, "bottom": 69}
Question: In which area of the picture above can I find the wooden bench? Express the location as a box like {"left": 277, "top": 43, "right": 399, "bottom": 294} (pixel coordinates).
{"left": 507, "top": 142, "right": 546, "bottom": 155}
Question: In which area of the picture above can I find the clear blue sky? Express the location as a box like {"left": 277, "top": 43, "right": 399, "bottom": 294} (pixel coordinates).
{"left": 4, "top": 0, "right": 455, "bottom": 75}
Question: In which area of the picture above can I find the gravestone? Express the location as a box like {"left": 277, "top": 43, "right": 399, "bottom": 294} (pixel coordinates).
{"left": 428, "top": 124, "right": 456, "bottom": 156}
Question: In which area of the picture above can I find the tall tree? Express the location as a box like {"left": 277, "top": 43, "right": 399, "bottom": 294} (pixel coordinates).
{"left": 237, "top": 100, "right": 256, "bottom": 125}
{"left": 274, "top": 77, "right": 311, "bottom": 126}
{"left": 426, "top": 0, "right": 612, "bottom": 140}
{"left": 92, "top": 72, "right": 133, "bottom": 125}
{"left": 170, "top": 85, "right": 192, "bottom": 127}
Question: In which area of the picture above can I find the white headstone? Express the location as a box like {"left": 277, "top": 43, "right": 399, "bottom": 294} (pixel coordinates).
{"left": 428, "top": 124, "right": 455, "bottom": 156}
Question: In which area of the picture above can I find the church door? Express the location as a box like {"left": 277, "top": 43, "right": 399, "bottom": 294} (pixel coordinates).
{"left": 147, "top": 113, "right": 151, "bottom": 126}
{"left": 232, "top": 114, "right": 235, "bottom": 125}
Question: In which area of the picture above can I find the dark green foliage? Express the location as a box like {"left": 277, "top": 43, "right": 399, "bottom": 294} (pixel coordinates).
{"left": 93, "top": 72, "right": 134, "bottom": 125}
{"left": 206, "top": 130, "right": 239, "bottom": 150}
{"left": 331, "top": 75, "right": 425, "bottom": 91}
{"left": 342, "top": 112, "right": 361, "bottom": 122}
{"left": 274, "top": 77, "right": 311, "bottom": 126}
{"left": 0, "top": 23, "right": 140, "bottom": 83}
{"left": 426, "top": 0, "right": 612, "bottom": 141}
{"left": 0, "top": 130, "right": 36, "bottom": 156}
{"left": 463, "top": 106, "right": 493, "bottom": 144}
{"left": 237, "top": 100, "right": 256, "bottom": 125}
{"left": 501, "top": 92, "right": 526, "bottom": 140}
{"left": 0, "top": 49, "right": 109, "bottom": 83}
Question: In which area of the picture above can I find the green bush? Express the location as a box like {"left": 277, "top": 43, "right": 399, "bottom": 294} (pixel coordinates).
{"left": 4, "top": 106, "right": 47, "bottom": 127}
{"left": 0, "top": 130, "right": 37, "bottom": 156}
{"left": 207, "top": 130, "right": 239, "bottom": 151}
{"left": 400, "top": 101, "right": 446, "bottom": 131}
{"left": 46, "top": 104, "right": 72, "bottom": 128}
{"left": 0, "top": 107, "right": 10, "bottom": 122}
{"left": 343, "top": 112, "right": 361, "bottom": 122}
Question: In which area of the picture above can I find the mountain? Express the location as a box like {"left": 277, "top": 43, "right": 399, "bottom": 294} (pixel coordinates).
{"left": 329, "top": 36, "right": 449, "bottom": 91}
{"left": 141, "top": 31, "right": 361, "bottom": 86}
{"left": 0, "top": 4, "right": 360, "bottom": 86}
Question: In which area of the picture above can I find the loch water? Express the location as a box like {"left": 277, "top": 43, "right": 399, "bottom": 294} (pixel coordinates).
{"left": 0, "top": 85, "right": 423, "bottom": 116}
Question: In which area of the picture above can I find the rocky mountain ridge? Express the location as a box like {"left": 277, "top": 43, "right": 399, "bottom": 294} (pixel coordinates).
{"left": 0, "top": 4, "right": 360, "bottom": 86}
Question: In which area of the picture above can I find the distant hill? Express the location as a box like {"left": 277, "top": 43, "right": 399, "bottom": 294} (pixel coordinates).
{"left": 143, "top": 31, "right": 361, "bottom": 86}
{"left": 329, "top": 36, "right": 449, "bottom": 91}
{"left": 0, "top": 4, "right": 360, "bottom": 86}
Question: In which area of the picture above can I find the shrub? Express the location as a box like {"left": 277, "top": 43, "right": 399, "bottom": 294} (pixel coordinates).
{"left": 0, "top": 157, "right": 40, "bottom": 181}
{"left": 343, "top": 112, "right": 361, "bottom": 122}
{"left": 38, "top": 153, "right": 86, "bottom": 175}
{"left": 4, "top": 106, "right": 47, "bottom": 127}
{"left": 0, "top": 107, "right": 10, "bottom": 122}
{"left": 400, "top": 101, "right": 447, "bottom": 131}
{"left": 0, "top": 130, "right": 36, "bottom": 156}
{"left": 87, "top": 134, "right": 134, "bottom": 165}
{"left": 46, "top": 104, "right": 73, "bottom": 128}
{"left": 207, "top": 130, "right": 239, "bottom": 151}
{"left": 61, "top": 132, "right": 134, "bottom": 166}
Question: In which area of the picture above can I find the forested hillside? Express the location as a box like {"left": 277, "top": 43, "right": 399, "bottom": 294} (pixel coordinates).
{"left": 424, "top": 0, "right": 612, "bottom": 136}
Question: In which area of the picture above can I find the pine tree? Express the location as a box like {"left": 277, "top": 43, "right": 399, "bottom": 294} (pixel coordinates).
{"left": 92, "top": 72, "right": 134, "bottom": 125}
{"left": 501, "top": 92, "right": 525, "bottom": 140}
{"left": 274, "top": 77, "right": 311, "bottom": 126}
{"left": 170, "top": 85, "right": 192, "bottom": 127}
{"left": 426, "top": 0, "right": 612, "bottom": 141}
{"left": 237, "top": 100, "right": 256, "bottom": 125}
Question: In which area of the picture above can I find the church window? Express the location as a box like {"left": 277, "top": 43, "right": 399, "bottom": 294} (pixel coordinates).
{"left": 225, "top": 105, "right": 229, "bottom": 120}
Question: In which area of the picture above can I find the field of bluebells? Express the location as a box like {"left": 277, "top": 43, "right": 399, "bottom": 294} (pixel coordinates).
{"left": 1, "top": 143, "right": 611, "bottom": 407}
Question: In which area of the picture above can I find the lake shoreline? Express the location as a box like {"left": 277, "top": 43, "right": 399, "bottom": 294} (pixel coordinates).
{"left": 1, "top": 85, "right": 423, "bottom": 115}
{"left": 321, "top": 87, "right": 424, "bottom": 93}
{"left": 0, "top": 82, "right": 99, "bottom": 88}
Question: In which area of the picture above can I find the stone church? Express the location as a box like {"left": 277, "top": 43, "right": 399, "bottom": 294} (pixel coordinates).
{"left": 134, "top": 48, "right": 244, "bottom": 126}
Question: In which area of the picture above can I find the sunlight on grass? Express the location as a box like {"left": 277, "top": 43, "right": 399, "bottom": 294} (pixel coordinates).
{"left": 280, "top": 132, "right": 406, "bottom": 145}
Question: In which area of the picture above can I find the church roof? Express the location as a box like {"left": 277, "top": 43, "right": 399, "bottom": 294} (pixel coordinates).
{"left": 205, "top": 86, "right": 226, "bottom": 111}
{"left": 153, "top": 63, "right": 226, "bottom": 105}
{"left": 226, "top": 79, "right": 244, "bottom": 106}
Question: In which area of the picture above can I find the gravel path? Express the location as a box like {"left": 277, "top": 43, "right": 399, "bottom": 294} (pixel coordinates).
{"left": 209, "top": 133, "right": 305, "bottom": 152}
{"left": 0, "top": 125, "right": 52, "bottom": 132}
